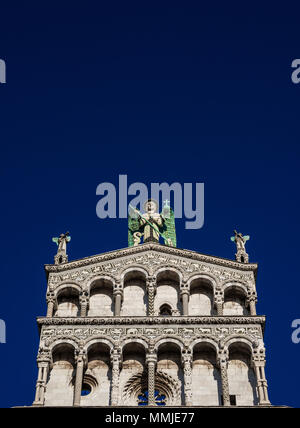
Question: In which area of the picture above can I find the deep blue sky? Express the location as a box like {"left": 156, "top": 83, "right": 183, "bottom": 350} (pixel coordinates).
{"left": 0, "top": 2, "right": 299, "bottom": 408}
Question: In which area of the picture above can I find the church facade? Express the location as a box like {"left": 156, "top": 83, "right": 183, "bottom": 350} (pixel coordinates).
{"left": 32, "top": 203, "right": 270, "bottom": 407}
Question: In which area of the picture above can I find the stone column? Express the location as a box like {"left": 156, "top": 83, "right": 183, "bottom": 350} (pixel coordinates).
{"left": 147, "top": 277, "right": 156, "bottom": 316}
{"left": 214, "top": 288, "right": 224, "bottom": 316}
{"left": 33, "top": 364, "right": 43, "bottom": 405}
{"left": 218, "top": 349, "right": 230, "bottom": 406}
{"left": 252, "top": 349, "right": 271, "bottom": 405}
{"left": 110, "top": 347, "right": 122, "bottom": 406}
{"left": 180, "top": 290, "right": 189, "bottom": 316}
{"left": 181, "top": 349, "right": 193, "bottom": 406}
{"left": 247, "top": 291, "right": 257, "bottom": 316}
{"left": 73, "top": 350, "right": 86, "bottom": 407}
{"left": 79, "top": 292, "right": 89, "bottom": 317}
{"left": 260, "top": 365, "right": 270, "bottom": 404}
{"left": 114, "top": 289, "right": 123, "bottom": 317}
{"left": 146, "top": 353, "right": 157, "bottom": 406}
{"left": 40, "top": 362, "right": 49, "bottom": 404}
{"left": 32, "top": 349, "right": 51, "bottom": 406}
{"left": 46, "top": 292, "right": 55, "bottom": 317}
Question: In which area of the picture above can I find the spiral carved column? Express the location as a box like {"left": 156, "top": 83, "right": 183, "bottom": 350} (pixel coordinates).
{"left": 181, "top": 349, "right": 193, "bottom": 406}
{"left": 79, "top": 292, "right": 89, "bottom": 317}
{"left": 218, "top": 349, "right": 230, "bottom": 406}
{"left": 147, "top": 277, "right": 156, "bottom": 316}
{"left": 146, "top": 353, "right": 157, "bottom": 406}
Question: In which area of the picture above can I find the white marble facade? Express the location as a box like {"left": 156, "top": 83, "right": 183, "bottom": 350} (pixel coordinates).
{"left": 33, "top": 242, "right": 270, "bottom": 407}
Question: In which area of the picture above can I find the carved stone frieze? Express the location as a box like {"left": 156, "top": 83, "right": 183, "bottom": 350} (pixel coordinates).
{"left": 39, "top": 321, "right": 263, "bottom": 350}
{"left": 46, "top": 244, "right": 256, "bottom": 298}
{"left": 46, "top": 245, "right": 257, "bottom": 291}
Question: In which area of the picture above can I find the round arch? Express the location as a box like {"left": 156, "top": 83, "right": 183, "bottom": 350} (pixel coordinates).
{"left": 154, "top": 337, "right": 184, "bottom": 352}
{"left": 187, "top": 274, "right": 218, "bottom": 292}
{"left": 49, "top": 339, "right": 79, "bottom": 354}
{"left": 121, "top": 338, "right": 149, "bottom": 353}
{"left": 83, "top": 337, "right": 114, "bottom": 354}
{"left": 154, "top": 266, "right": 183, "bottom": 284}
{"left": 120, "top": 266, "right": 150, "bottom": 282}
{"left": 223, "top": 281, "right": 249, "bottom": 296}
{"left": 54, "top": 282, "right": 82, "bottom": 298}
{"left": 190, "top": 337, "right": 219, "bottom": 354}
{"left": 224, "top": 336, "right": 255, "bottom": 354}
{"left": 86, "top": 275, "right": 115, "bottom": 293}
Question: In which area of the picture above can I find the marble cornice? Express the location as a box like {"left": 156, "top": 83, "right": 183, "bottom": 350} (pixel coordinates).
{"left": 37, "top": 315, "right": 265, "bottom": 326}
{"left": 44, "top": 242, "right": 258, "bottom": 275}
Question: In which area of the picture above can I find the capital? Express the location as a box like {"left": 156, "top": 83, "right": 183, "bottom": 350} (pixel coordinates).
{"left": 180, "top": 288, "right": 190, "bottom": 297}
{"left": 37, "top": 347, "right": 51, "bottom": 364}
{"left": 181, "top": 349, "right": 192, "bottom": 366}
{"left": 247, "top": 290, "right": 257, "bottom": 302}
{"left": 110, "top": 347, "right": 122, "bottom": 364}
{"left": 146, "top": 277, "right": 156, "bottom": 289}
{"left": 146, "top": 353, "right": 157, "bottom": 365}
{"left": 75, "top": 349, "right": 87, "bottom": 366}
{"left": 113, "top": 288, "right": 123, "bottom": 298}
{"left": 217, "top": 348, "right": 229, "bottom": 368}
{"left": 79, "top": 291, "right": 89, "bottom": 302}
{"left": 252, "top": 348, "right": 266, "bottom": 365}
{"left": 46, "top": 291, "right": 55, "bottom": 303}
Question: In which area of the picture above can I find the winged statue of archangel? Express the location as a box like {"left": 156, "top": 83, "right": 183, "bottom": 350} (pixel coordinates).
{"left": 52, "top": 232, "right": 71, "bottom": 264}
{"left": 128, "top": 199, "right": 177, "bottom": 247}
{"left": 52, "top": 232, "right": 71, "bottom": 252}
{"left": 230, "top": 230, "right": 250, "bottom": 252}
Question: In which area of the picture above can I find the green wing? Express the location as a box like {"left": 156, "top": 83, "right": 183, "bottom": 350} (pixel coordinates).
{"left": 52, "top": 237, "right": 59, "bottom": 245}
{"left": 67, "top": 236, "right": 71, "bottom": 242}
{"left": 161, "top": 202, "right": 177, "bottom": 247}
{"left": 230, "top": 236, "right": 235, "bottom": 242}
{"left": 128, "top": 207, "right": 142, "bottom": 247}
{"left": 244, "top": 235, "right": 250, "bottom": 242}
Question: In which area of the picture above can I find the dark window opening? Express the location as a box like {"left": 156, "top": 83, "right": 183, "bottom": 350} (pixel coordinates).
{"left": 138, "top": 389, "right": 166, "bottom": 406}
{"left": 81, "top": 383, "right": 92, "bottom": 396}
{"left": 221, "top": 395, "right": 236, "bottom": 406}
{"left": 159, "top": 304, "right": 172, "bottom": 316}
